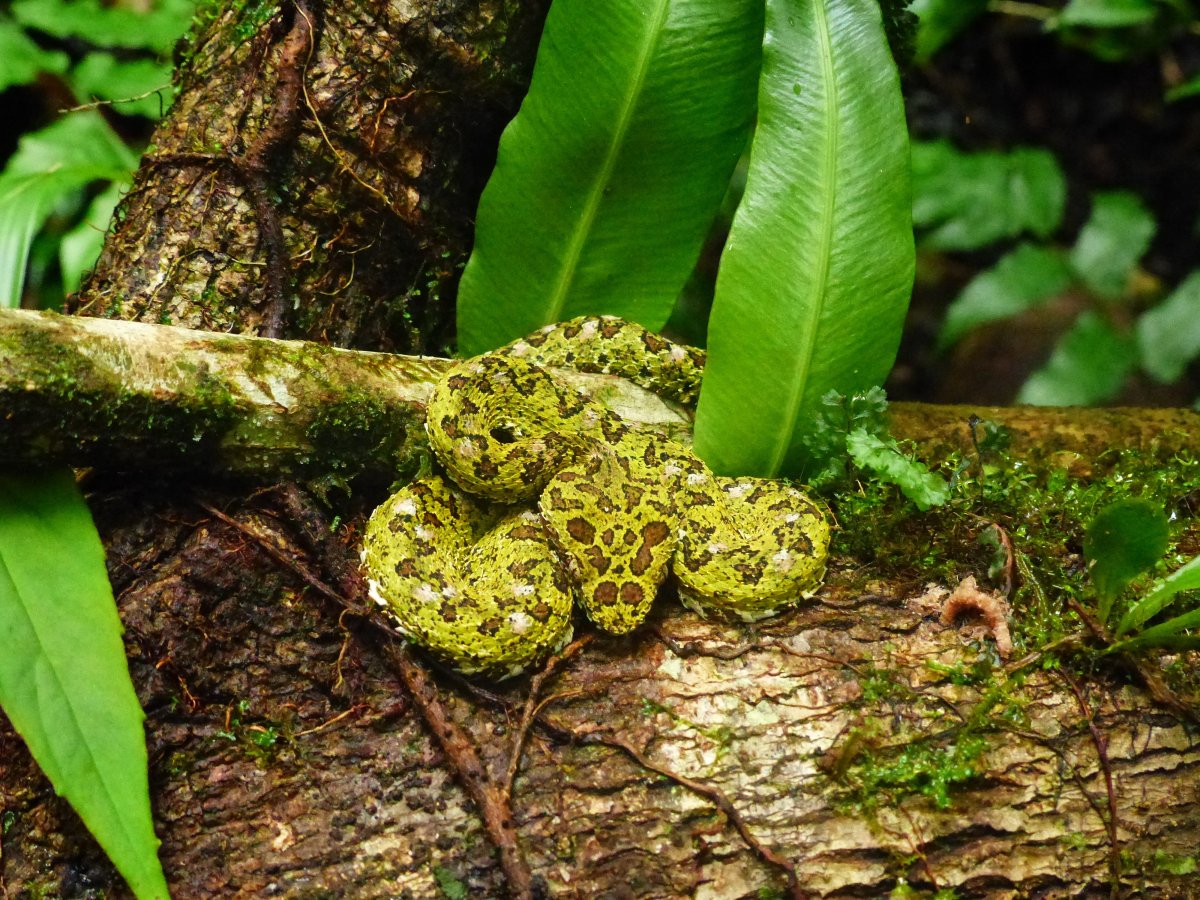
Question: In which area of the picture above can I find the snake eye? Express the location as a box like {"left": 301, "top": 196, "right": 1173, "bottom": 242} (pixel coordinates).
{"left": 490, "top": 424, "right": 519, "bottom": 444}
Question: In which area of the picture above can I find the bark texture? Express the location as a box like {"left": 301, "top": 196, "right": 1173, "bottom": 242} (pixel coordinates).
{"left": 1, "top": 2, "right": 1198, "bottom": 899}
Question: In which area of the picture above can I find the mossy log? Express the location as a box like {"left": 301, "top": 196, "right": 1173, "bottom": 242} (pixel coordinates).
{"left": 2, "top": 0, "right": 1199, "bottom": 897}
{"left": 3, "top": 307, "right": 1197, "bottom": 483}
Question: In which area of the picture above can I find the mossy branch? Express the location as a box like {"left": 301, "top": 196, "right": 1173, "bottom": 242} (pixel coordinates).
{"left": 0, "top": 310, "right": 691, "bottom": 481}
{"left": 2, "top": 309, "right": 1198, "bottom": 483}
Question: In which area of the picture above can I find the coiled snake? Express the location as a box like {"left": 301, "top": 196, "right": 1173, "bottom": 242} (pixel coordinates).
{"left": 360, "top": 317, "right": 830, "bottom": 678}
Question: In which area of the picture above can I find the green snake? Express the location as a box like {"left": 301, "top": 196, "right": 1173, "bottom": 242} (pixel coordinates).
{"left": 360, "top": 317, "right": 830, "bottom": 678}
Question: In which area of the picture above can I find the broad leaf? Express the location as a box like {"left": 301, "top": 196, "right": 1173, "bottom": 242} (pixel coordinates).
{"left": 938, "top": 243, "right": 1073, "bottom": 351}
{"left": 1083, "top": 498, "right": 1169, "bottom": 623}
{"left": 910, "top": 0, "right": 988, "bottom": 61}
{"left": 0, "top": 471, "right": 168, "bottom": 899}
{"left": 1069, "top": 191, "right": 1155, "bottom": 301}
{"left": 456, "top": 0, "right": 762, "bottom": 355}
{"left": 0, "top": 17, "right": 69, "bottom": 91}
{"left": 1136, "top": 271, "right": 1200, "bottom": 384}
{"left": 1017, "top": 311, "right": 1134, "bottom": 406}
{"left": 911, "top": 141, "right": 1065, "bottom": 251}
{"left": 0, "top": 113, "right": 137, "bottom": 307}
{"left": 694, "top": 0, "right": 913, "bottom": 478}
{"left": 845, "top": 429, "right": 950, "bottom": 511}
{"left": 12, "top": 0, "right": 194, "bottom": 53}
{"left": 1115, "top": 554, "right": 1200, "bottom": 638}
{"left": 1059, "top": 0, "right": 1158, "bottom": 27}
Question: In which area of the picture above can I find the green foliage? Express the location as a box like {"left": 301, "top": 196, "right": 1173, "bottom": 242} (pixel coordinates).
{"left": 69, "top": 54, "right": 175, "bottom": 119}
{"left": 432, "top": 865, "right": 469, "bottom": 900}
{"left": 802, "top": 388, "right": 949, "bottom": 510}
{"left": 0, "top": 16, "right": 69, "bottom": 91}
{"left": 694, "top": 0, "right": 913, "bottom": 478}
{"left": 455, "top": 0, "right": 762, "bottom": 355}
{"left": 845, "top": 429, "right": 950, "bottom": 511}
{"left": 1135, "top": 271, "right": 1200, "bottom": 384}
{"left": 11, "top": 0, "right": 193, "bottom": 53}
{"left": 0, "top": 113, "right": 138, "bottom": 307}
{"left": 852, "top": 733, "right": 988, "bottom": 810}
{"left": 1016, "top": 310, "right": 1136, "bottom": 406}
{"left": 1069, "top": 191, "right": 1156, "bottom": 300}
{"left": 1083, "top": 498, "right": 1169, "bottom": 622}
{"left": 911, "top": 140, "right": 1065, "bottom": 251}
{"left": 915, "top": 0, "right": 1197, "bottom": 65}
{"left": 0, "top": 0, "right": 194, "bottom": 308}
{"left": 1059, "top": 0, "right": 1159, "bottom": 28}
{"left": 1080, "top": 499, "right": 1200, "bottom": 653}
{"left": 909, "top": 0, "right": 987, "bottom": 61}
{"left": 936, "top": 243, "right": 1073, "bottom": 351}
{"left": 931, "top": 158, "right": 1200, "bottom": 405}
{"left": 0, "top": 471, "right": 169, "bottom": 899}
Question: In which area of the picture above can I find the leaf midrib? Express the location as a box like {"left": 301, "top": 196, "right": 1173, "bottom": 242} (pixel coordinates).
{"left": 766, "top": 0, "right": 838, "bottom": 476}
{"left": 541, "top": 0, "right": 672, "bottom": 323}
{"left": 0, "top": 530, "right": 143, "bottom": 865}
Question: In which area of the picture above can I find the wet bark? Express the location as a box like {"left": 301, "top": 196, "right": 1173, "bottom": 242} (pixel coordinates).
{"left": 1, "top": 2, "right": 1198, "bottom": 899}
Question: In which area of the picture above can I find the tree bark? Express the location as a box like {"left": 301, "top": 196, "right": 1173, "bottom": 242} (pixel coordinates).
{"left": 1, "top": 2, "right": 1198, "bottom": 899}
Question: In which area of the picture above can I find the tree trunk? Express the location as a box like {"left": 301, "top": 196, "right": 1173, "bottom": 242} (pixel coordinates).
{"left": 1, "top": 2, "right": 1198, "bottom": 899}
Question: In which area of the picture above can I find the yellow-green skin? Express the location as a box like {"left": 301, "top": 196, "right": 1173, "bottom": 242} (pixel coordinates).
{"left": 361, "top": 316, "right": 831, "bottom": 678}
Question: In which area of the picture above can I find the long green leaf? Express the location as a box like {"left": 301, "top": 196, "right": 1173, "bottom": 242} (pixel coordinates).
{"left": 0, "top": 471, "right": 169, "bottom": 899}
{"left": 1109, "top": 606, "right": 1200, "bottom": 653}
{"left": 1115, "top": 554, "right": 1200, "bottom": 638}
{"left": 693, "top": 0, "right": 913, "bottom": 477}
{"left": 456, "top": 0, "right": 762, "bottom": 355}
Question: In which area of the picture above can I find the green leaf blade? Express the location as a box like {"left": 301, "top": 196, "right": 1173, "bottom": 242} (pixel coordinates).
{"left": 1115, "top": 554, "right": 1200, "bottom": 637}
{"left": 909, "top": 0, "right": 988, "bottom": 61}
{"left": 0, "top": 472, "right": 168, "bottom": 899}
{"left": 1110, "top": 606, "right": 1200, "bottom": 653}
{"left": 1083, "top": 498, "right": 1169, "bottom": 624}
{"left": 694, "top": 0, "right": 913, "bottom": 478}
{"left": 12, "top": 0, "right": 193, "bottom": 53}
{"left": 1069, "top": 191, "right": 1155, "bottom": 300}
{"left": 456, "top": 0, "right": 762, "bottom": 355}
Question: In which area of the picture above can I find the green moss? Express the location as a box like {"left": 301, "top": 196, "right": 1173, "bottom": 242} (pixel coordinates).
{"left": 304, "top": 389, "right": 422, "bottom": 478}
{"left": 824, "top": 431, "right": 1200, "bottom": 817}
{"left": 215, "top": 698, "right": 292, "bottom": 765}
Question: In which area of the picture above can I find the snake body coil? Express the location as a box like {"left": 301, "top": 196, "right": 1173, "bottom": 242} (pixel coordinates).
{"left": 360, "top": 317, "right": 829, "bottom": 678}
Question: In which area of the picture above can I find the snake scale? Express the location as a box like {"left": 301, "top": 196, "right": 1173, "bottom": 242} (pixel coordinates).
{"left": 360, "top": 317, "right": 830, "bottom": 678}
